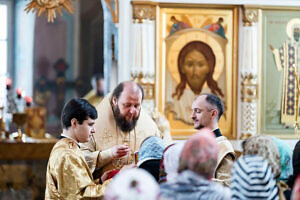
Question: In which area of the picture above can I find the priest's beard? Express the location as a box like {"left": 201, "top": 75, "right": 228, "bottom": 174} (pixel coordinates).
{"left": 113, "top": 105, "right": 140, "bottom": 132}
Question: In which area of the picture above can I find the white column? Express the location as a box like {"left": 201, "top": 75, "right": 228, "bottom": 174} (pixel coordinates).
{"left": 131, "top": 20, "right": 155, "bottom": 79}
{"left": 238, "top": 8, "right": 259, "bottom": 139}
{"left": 14, "top": 0, "right": 35, "bottom": 97}
{"left": 118, "top": 0, "right": 132, "bottom": 82}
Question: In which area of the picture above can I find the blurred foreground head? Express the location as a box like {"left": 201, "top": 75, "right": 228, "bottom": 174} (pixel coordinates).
{"left": 178, "top": 128, "right": 218, "bottom": 179}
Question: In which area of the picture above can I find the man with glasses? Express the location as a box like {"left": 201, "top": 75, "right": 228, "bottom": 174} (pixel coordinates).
{"left": 191, "top": 94, "right": 235, "bottom": 187}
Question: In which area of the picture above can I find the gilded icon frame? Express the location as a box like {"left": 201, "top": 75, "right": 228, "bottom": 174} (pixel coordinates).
{"left": 155, "top": 4, "right": 239, "bottom": 139}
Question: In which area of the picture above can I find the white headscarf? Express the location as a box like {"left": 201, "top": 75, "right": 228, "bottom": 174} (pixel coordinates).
{"left": 163, "top": 142, "right": 185, "bottom": 181}
{"left": 104, "top": 168, "right": 160, "bottom": 200}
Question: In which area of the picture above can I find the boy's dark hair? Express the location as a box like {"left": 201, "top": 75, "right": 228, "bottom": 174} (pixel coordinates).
{"left": 61, "top": 98, "right": 97, "bottom": 129}
{"left": 112, "top": 82, "right": 144, "bottom": 100}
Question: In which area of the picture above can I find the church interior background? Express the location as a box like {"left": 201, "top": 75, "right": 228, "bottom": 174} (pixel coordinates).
{"left": 1, "top": 0, "right": 300, "bottom": 199}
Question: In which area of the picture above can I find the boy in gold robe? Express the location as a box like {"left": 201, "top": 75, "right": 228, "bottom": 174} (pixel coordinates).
{"left": 45, "top": 98, "right": 109, "bottom": 199}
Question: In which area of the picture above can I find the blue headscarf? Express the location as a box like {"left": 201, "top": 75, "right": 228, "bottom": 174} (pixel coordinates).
{"left": 272, "top": 136, "right": 293, "bottom": 182}
{"left": 137, "top": 136, "right": 166, "bottom": 167}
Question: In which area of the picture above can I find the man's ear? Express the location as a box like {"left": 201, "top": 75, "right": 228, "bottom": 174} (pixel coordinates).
{"left": 112, "top": 97, "right": 118, "bottom": 106}
{"left": 71, "top": 118, "right": 78, "bottom": 128}
{"left": 211, "top": 109, "right": 218, "bottom": 120}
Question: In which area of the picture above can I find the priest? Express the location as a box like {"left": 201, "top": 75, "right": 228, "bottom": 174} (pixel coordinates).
{"left": 81, "top": 81, "right": 160, "bottom": 177}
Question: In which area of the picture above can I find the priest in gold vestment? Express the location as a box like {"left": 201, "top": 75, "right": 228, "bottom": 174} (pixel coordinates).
{"left": 81, "top": 81, "right": 160, "bottom": 177}
{"left": 45, "top": 98, "right": 109, "bottom": 199}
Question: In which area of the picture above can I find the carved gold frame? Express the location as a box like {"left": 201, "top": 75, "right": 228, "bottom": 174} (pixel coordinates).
{"left": 155, "top": 4, "right": 239, "bottom": 139}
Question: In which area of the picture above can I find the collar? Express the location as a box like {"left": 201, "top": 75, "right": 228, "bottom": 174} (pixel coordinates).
{"left": 60, "top": 134, "right": 80, "bottom": 148}
{"left": 213, "top": 128, "right": 222, "bottom": 138}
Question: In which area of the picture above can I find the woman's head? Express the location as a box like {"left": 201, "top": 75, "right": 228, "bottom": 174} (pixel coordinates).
{"left": 231, "top": 155, "right": 279, "bottom": 200}
{"left": 105, "top": 168, "right": 160, "bottom": 200}
{"left": 172, "top": 41, "right": 224, "bottom": 100}
{"left": 243, "top": 135, "right": 281, "bottom": 179}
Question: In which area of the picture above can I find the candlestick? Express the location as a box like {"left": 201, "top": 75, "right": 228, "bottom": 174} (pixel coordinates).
{"left": 6, "top": 78, "right": 12, "bottom": 90}
{"left": 25, "top": 96, "right": 32, "bottom": 107}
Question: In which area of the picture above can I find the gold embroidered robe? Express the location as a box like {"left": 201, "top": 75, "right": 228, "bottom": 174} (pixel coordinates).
{"left": 45, "top": 138, "right": 108, "bottom": 199}
{"left": 83, "top": 90, "right": 104, "bottom": 108}
{"left": 81, "top": 94, "right": 160, "bottom": 176}
{"left": 213, "top": 136, "right": 236, "bottom": 187}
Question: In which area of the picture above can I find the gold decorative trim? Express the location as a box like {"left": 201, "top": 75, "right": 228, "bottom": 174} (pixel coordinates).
{"left": 241, "top": 73, "right": 258, "bottom": 103}
{"left": 132, "top": 4, "right": 156, "bottom": 22}
{"left": 132, "top": 73, "right": 155, "bottom": 100}
{"left": 242, "top": 6, "right": 258, "bottom": 26}
{"left": 104, "top": 0, "right": 119, "bottom": 23}
{"left": 25, "top": 0, "right": 75, "bottom": 23}
{"left": 240, "top": 133, "right": 253, "bottom": 140}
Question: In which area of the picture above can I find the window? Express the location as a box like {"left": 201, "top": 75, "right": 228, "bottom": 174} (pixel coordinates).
{"left": 0, "top": 0, "right": 12, "bottom": 105}
{"left": 0, "top": 4, "right": 7, "bottom": 75}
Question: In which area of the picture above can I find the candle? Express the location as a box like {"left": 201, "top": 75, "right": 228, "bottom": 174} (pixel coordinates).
{"left": 6, "top": 78, "right": 12, "bottom": 90}
{"left": 16, "top": 88, "right": 23, "bottom": 99}
{"left": 25, "top": 96, "right": 32, "bottom": 107}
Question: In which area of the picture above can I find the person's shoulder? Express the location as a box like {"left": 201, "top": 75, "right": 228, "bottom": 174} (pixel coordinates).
{"left": 210, "top": 182, "right": 231, "bottom": 199}
{"left": 51, "top": 139, "right": 81, "bottom": 159}
{"left": 216, "top": 136, "right": 235, "bottom": 159}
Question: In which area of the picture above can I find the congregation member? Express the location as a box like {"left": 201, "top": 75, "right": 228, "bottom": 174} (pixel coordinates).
{"left": 291, "top": 176, "right": 300, "bottom": 200}
{"left": 231, "top": 155, "right": 279, "bottom": 200}
{"left": 288, "top": 140, "right": 300, "bottom": 189}
{"left": 81, "top": 81, "right": 160, "bottom": 178}
{"left": 45, "top": 98, "right": 109, "bottom": 199}
{"left": 104, "top": 168, "right": 160, "bottom": 200}
{"left": 272, "top": 136, "right": 293, "bottom": 183}
{"left": 159, "top": 142, "right": 185, "bottom": 183}
{"left": 191, "top": 93, "right": 235, "bottom": 186}
{"left": 159, "top": 129, "right": 231, "bottom": 200}
{"left": 137, "top": 136, "right": 167, "bottom": 182}
{"left": 243, "top": 135, "right": 291, "bottom": 200}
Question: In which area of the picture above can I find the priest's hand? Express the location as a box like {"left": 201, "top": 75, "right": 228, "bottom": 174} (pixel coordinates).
{"left": 112, "top": 144, "right": 129, "bottom": 158}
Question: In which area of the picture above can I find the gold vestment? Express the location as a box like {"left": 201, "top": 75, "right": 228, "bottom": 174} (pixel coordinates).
{"left": 45, "top": 138, "right": 108, "bottom": 199}
{"left": 214, "top": 136, "right": 236, "bottom": 187}
{"left": 83, "top": 90, "right": 104, "bottom": 108}
{"left": 81, "top": 94, "right": 160, "bottom": 176}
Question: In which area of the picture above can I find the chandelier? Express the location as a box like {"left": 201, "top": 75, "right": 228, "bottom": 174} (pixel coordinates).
{"left": 25, "top": 0, "right": 75, "bottom": 23}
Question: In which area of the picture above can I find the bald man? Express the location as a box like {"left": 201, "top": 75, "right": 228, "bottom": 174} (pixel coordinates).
{"left": 81, "top": 81, "right": 160, "bottom": 178}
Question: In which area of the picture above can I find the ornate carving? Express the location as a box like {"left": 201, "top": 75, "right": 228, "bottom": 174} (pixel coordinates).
{"left": 132, "top": 4, "right": 156, "bottom": 22}
{"left": 104, "top": 0, "right": 119, "bottom": 23}
{"left": 241, "top": 73, "right": 258, "bottom": 103}
{"left": 25, "top": 0, "right": 75, "bottom": 23}
{"left": 240, "top": 102, "right": 257, "bottom": 139}
{"left": 240, "top": 72, "right": 258, "bottom": 138}
{"left": 242, "top": 6, "right": 258, "bottom": 26}
{"left": 132, "top": 72, "right": 155, "bottom": 100}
